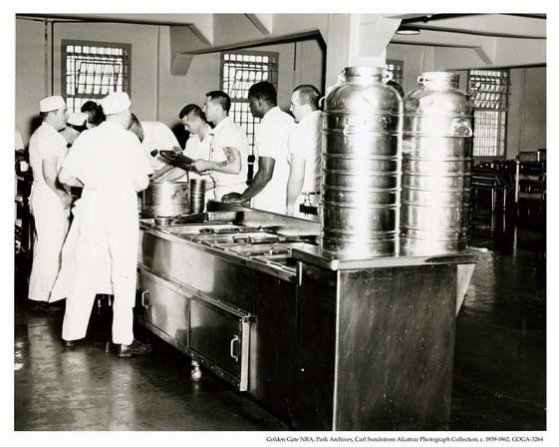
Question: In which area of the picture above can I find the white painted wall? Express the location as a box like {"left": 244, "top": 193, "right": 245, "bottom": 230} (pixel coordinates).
{"left": 294, "top": 39, "right": 325, "bottom": 93}
{"left": 16, "top": 19, "right": 160, "bottom": 142}
{"left": 157, "top": 26, "right": 220, "bottom": 133}
{"left": 506, "top": 66, "right": 546, "bottom": 159}
{"left": 16, "top": 19, "right": 48, "bottom": 143}
{"left": 51, "top": 21, "right": 160, "bottom": 121}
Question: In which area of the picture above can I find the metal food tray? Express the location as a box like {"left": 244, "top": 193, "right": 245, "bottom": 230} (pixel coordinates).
{"left": 159, "top": 150, "right": 195, "bottom": 170}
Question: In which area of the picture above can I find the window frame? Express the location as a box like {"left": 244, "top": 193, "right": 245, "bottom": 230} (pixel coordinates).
{"left": 467, "top": 68, "right": 510, "bottom": 159}
{"left": 220, "top": 49, "right": 279, "bottom": 151}
{"left": 61, "top": 39, "right": 132, "bottom": 113}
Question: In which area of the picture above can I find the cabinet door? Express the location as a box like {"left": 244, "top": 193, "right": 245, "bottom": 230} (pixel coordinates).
{"left": 137, "top": 267, "right": 189, "bottom": 351}
{"left": 188, "top": 297, "right": 251, "bottom": 391}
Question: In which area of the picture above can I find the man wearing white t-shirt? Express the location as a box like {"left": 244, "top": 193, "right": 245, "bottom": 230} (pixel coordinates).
{"left": 192, "top": 91, "right": 248, "bottom": 200}
{"left": 222, "top": 81, "right": 295, "bottom": 214}
{"left": 286, "top": 85, "right": 323, "bottom": 220}
{"left": 179, "top": 104, "right": 213, "bottom": 183}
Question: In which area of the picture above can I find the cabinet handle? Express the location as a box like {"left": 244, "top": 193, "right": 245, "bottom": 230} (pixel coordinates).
{"left": 140, "top": 289, "right": 150, "bottom": 308}
{"left": 230, "top": 335, "right": 240, "bottom": 363}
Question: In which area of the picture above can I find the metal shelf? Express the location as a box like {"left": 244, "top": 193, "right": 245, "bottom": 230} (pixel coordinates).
{"left": 515, "top": 160, "right": 546, "bottom": 204}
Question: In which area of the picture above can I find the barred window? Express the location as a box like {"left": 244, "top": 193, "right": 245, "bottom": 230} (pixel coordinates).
{"left": 468, "top": 69, "right": 510, "bottom": 157}
{"left": 62, "top": 40, "right": 131, "bottom": 113}
{"left": 221, "top": 51, "right": 279, "bottom": 151}
{"left": 386, "top": 59, "right": 404, "bottom": 85}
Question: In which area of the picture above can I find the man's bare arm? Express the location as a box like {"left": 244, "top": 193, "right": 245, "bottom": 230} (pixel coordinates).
{"left": 223, "top": 157, "right": 274, "bottom": 204}
{"left": 192, "top": 146, "right": 241, "bottom": 175}
{"left": 43, "top": 157, "right": 72, "bottom": 208}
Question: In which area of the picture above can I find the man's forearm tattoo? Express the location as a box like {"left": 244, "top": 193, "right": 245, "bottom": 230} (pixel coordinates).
{"left": 223, "top": 146, "right": 239, "bottom": 163}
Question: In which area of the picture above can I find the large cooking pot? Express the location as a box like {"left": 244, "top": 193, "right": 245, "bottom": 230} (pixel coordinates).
{"left": 141, "top": 181, "right": 189, "bottom": 217}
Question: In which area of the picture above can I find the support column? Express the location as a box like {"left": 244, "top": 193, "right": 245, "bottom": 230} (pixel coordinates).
{"left": 324, "top": 14, "right": 401, "bottom": 88}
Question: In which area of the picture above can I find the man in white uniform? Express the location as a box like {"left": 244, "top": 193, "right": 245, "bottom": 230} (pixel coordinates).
{"left": 286, "top": 85, "right": 323, "bottom": 220}
{"left": 128, "top": 114, "right": 185, "bottom": 182}
{"left": 179, "top": 104, "right": 212, "bottom": 183}
{"left": 58, "top": 92, "right": 153, "bottom": 357}
{"left": 223, "top": 82, "right": 294, "bottom": 214}
{"left": 28, "top": 95, "right": 72, "bottom": 309}
{"left": 192, "top": 91, "right": 248, "bottom": 200}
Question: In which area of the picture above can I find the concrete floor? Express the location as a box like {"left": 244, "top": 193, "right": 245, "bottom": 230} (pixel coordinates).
{"left": 14, "top": 207, "right": 546, "bottom": 431}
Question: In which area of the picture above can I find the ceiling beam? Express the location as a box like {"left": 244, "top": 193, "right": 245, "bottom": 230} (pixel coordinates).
{"left": 179, "top": 30, "right": 325, "bottom": 56}
{"left": 246, "top": 14, "right": 273, "bottom": 35}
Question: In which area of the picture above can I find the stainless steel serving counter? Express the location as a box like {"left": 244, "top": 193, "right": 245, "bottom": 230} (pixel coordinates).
{"left": 136, "top": 205, "right": 476, "bottom": 430}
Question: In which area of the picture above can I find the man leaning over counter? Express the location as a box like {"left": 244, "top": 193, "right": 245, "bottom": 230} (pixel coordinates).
{"left": 222, "top": 81, "right": 294, "bottom": 214}
{"left": 191, "top": 91, "right": 249, "bottom": 200}
{"left": 128, "top": 113, "right": 185, "bottom": 182}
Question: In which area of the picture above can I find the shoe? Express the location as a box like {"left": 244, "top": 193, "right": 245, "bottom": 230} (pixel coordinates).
{"left": 62, "top": 338, "right": 85, "bottom": 349}
{"left": 43, "top": 302, "right": 65, "bottom": 313}
{"left": 62, "top": 340, "right": 76, "bottom": 348}
{"left": 116, "top": 340, "right": 153, "bottom": 358}
{"left": 29, "top": 301, "right": 47, "bottom": 312}
{"left": 30, "top": 301, "right": 64, "bottom": 313}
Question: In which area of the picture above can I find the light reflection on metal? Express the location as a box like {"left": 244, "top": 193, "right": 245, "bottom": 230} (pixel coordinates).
{"left": 401, "top": 71, "right": 474, "bottom": 256}
{"left": 321, "top": 66, "right": 403, "bottom": 258}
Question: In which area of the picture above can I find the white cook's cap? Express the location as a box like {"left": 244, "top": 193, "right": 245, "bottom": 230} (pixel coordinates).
{"left": 39, "top": 95, "right": 66, "bottom": 112}
{"left": 100, "top": 92, "right": 131, "bottom": 115}
{"left": 67, "top": 112, "right": 88, "bottom": 127}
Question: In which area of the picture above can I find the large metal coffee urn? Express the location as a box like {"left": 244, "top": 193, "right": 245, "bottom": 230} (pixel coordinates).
{"left": 401, "top": 72, "right": 474, "bottom": 256}
{"left": 321, "top": 66, "right": 403, "bottom": 258}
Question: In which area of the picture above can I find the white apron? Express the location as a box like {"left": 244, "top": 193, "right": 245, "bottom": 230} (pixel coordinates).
{"left": 50, "top": 199, "right": 113, "bottom": 302}
{"left": 28, "top": 184, "right": 70, "bottom": 302}
{"left": 62, "top": 189, "right": 139, "bottom": 344}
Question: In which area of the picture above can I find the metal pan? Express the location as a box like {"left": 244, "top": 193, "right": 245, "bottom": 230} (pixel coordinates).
{"left": 159, "top": 150, "right": 195, "bottom": 170}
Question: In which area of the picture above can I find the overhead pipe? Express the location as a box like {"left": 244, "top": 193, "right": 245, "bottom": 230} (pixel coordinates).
{"left": 43, "top": 20, "right": 48, "bottom": 97}
{"left": 17, "top": 13, "right": 202, "bottom": 27}
{"left": 400, "top": 14, "right": 483, "bottom": 24}
{"left": 398, "top": 24, "right": 545, "bottom": 40}
{"left": 397, "top": 13, "right": 545, "bottom": 39}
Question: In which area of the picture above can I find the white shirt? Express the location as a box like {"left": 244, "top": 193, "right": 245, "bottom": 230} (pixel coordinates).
{"left": 288, "top": 110, "right": 323, "bottom": 194}
{"left": 184, "top": 133, "right": 213, "bottom": 182}
{"left": 252, "top": 107, "right": 295, "bottom": 213}
{"left": 208, "top": 116, "right": 249, "bottom": 199}
{"left": 184, "top": 133, "right": 212, "bottom": 161}
{"left": 62, "top": 121, "right": 153, "bottom": 194}
{"left": 29, "top": 122, "right": 69, "bottom": 189}
{"left": 140, "top": 121, "right": 181, "bottom": 170}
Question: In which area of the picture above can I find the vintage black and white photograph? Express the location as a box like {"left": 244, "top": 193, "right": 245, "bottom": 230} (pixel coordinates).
{"left": 5, "top": 2, "right": 553, "bottom": 442}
